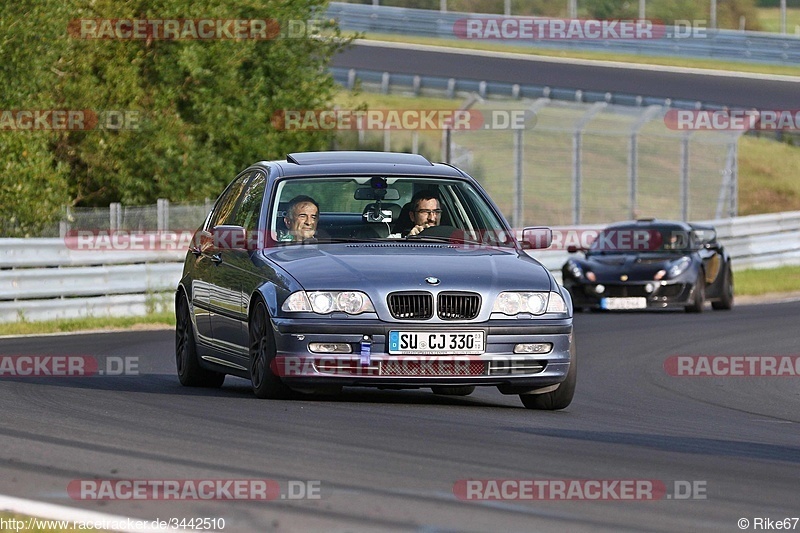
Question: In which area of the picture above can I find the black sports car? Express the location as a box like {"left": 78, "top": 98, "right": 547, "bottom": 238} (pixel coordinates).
{"left": 175, "top": 151, "right": 576, "bottom": 409}
{"left": 562, "top": 219, "right": 734, "bottom": 312}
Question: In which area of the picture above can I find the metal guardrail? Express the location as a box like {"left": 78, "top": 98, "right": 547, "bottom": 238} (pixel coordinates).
{"left": 326, "top": 2, "right": 800, "bottom": 66}
{"left": 330, "top": 67, "right": 728, "bottom": 111}
{"left": 1, "top": 212, "right": 798, "bottom": 323}
{"left": 0, "top": 239, "right": 184, "bottom": 323}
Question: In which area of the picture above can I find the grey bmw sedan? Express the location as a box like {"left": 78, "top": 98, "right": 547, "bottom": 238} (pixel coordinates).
{"left": 176, "top": 151, "right": 576, "bottom": 409}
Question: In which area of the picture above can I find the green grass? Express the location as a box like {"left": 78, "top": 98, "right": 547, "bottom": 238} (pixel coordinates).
{"left": 735, "top": 266, "right": 800, "bottom": 295}
{"left": 0, "top": 312, "right": 174, "bottom": 337}
{"left": 738, "top": 135, "right": 800, "bottom": 215}
{"left": 757, "top": 7, "right": 800, "bottom": 33}
{"left": 356, "top": 33, "right": 800, "bottom": 78}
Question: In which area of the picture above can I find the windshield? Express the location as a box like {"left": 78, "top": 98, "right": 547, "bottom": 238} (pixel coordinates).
{"left": 269, "top": 176, "right": 515, "bottom": 248}
{"left": 588, "top": 225, "right": 698, "bottom": 254}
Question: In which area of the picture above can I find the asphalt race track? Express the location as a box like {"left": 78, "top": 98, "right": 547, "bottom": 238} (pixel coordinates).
{"left": 332, "top": 41, "right": 800, "bottom": 110}
{"left": 1, "top": 301, "right": 798, "bottom": 532}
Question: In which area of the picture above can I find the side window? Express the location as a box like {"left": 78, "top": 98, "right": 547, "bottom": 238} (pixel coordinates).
{"left": 233, "top": 172, "right": 266, "bottom": 232}
{"left": 208, "top": 171, "right": 251, "bottom": 229}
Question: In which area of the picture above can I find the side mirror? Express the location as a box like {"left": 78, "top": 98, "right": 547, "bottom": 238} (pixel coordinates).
{"left": 212, "top": 225, "right": 255, "bottom": 250}
{"left": 521, "top": 227, "right": 552, "bottom": 250}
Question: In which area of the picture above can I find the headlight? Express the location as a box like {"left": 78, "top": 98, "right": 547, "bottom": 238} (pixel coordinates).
{"left": 492, "top": 291, "right": 566, "bottom": 316}
{"left": 668, "top": 256, "right": 692, "bottom": 278}
{"left": 282, "top": 291, "right": 375, "bottom": 315}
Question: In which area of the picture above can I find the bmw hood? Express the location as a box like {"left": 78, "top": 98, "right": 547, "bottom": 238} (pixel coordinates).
{"left": 261, "top": 244, "right": 554, "bottom": 293}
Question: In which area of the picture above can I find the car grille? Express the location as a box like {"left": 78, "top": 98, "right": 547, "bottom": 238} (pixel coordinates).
{"left": 604, "top": 285, "right": 649, "bottom": 298}
{"left": 387, "top": 292, "right": 481, "bottom": 320}
{"left": 388, "top": 292, "right": 433, "bottom": 319}
{"left": 656, "top": 283, "right": 685, "bottom": 297}
{"left": 437, "top": 292, "right": 481, "bottom": 320}
{"left": 314, "top": 359, "right": 487, "bottom": 376}
{"left": 381, "top": 360, "right": 486, "bottom": 376}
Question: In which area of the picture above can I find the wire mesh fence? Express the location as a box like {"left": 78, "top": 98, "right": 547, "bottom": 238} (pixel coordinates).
{"left": 8, "top": 99, "right": 742, "bottom": 238}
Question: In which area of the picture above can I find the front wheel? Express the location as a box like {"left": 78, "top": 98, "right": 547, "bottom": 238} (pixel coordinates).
{"left": 685, "top": 273, "right": 706, "bottom": 313}
{"left": 249, "top": 300, "right": 293, "bottom": 399}
{"left": 520, "top": 338, "right": 576, "bottom": 410}
{"left": 712, "top": 265, "right": 734, "bottom": 310}
{"left": 175, "top": 293, "right": 225, "bottom": 388}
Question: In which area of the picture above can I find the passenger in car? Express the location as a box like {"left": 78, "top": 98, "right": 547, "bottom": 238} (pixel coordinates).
{"left": 282, "top": 195, "right": 319, "bottom": 242}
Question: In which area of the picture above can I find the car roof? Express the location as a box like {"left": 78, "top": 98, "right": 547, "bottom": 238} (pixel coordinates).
{"left": 249, "top": 151, "right": 468, "bottom": 179}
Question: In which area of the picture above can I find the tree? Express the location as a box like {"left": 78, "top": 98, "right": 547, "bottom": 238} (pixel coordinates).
{"left": 0, "top": 0, "right": 352, "bottom": 235}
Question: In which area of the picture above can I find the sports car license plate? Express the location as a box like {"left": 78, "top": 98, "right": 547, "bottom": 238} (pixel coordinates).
{"left": 600, "top": 297, "right": 647, "bottom": 310}
{"left": 388, "top": 331, "right": 485, "bottom": 355}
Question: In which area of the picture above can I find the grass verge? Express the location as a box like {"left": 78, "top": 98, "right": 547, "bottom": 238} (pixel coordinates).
{"left": 735, "top": 266, "right": 800, "bottom": 295}
{"left": 757, "top": 7, "right": 800, "bottom": 33}
{"left": 0, "top": 312, "right": 174, "bottom": 337}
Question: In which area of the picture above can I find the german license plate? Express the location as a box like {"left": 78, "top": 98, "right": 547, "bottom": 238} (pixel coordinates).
{"left": 388, "top": 331, "right": 485, "bottom": 355}
{"left": 600, "top": 297, "right": 647, "bottom": 310}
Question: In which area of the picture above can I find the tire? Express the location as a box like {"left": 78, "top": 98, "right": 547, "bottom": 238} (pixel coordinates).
{"left": 685, "top": 273, "right": 706, "bottom": 313}
{"left": 519, "top": 338, "right": 576, "bottom": 410}
{"left": 175, "top": 293, "right": 225, "bottom": 388}
{"left": 712, "top": 265, "right": 734, "bottom": 311}
{"left": 431, "top": 386, "right": 476, "bottom": 396}
{"left": 249, "top": 300, "right": 293, "bottom": 399}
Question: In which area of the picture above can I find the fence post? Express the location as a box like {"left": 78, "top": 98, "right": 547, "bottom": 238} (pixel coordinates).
{"left": 680, "top": 134, "right": 691, "bottom": 221}
{"left": 110, "top": 202, "right": 121, "bottom": 231}
{"left": 729, "top": 141, "right": 739, "bottom": 218}
{"left": 513, "top": 128, "right": 524, "bottom": 229}
{"left": 157, "top": 198, "right": 170, "bottom": 231}
{"left": 572, "top": 102, "right": 607, "bottom": 225}
{"left": 59, "top": 205, "right": 71, "bottom": 239}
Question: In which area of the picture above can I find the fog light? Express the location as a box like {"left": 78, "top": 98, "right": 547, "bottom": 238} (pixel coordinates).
{"left": 645, "top": 282, "right": 655, "bottom": 293}
{"left": 309, "top": 342, "right": 352, "bottom": 354}
{"left": 595, "top": 284, "right": 605, "bottom": 294}
{"left": 514, "top": 343, "right": 553, "bottom": 354}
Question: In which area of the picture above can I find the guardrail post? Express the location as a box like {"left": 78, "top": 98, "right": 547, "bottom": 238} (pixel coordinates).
{"left": 381, "top": 72, "right": 390, "bottom": 94}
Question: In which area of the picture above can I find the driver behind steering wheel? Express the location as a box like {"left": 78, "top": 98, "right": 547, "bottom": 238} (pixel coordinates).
{"left": 406, "top": 191, "right": 441, "bottom": 237}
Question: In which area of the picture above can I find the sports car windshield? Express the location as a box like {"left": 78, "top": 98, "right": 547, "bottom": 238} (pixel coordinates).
{"left": 269, "top": 176, "right": 516, "bottom": 248}
{"left": 588, "top": 225, "right": 699, "bottom": 254}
